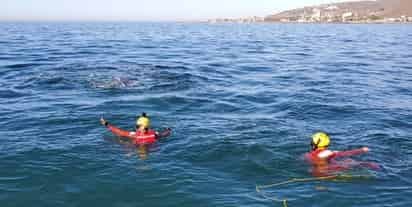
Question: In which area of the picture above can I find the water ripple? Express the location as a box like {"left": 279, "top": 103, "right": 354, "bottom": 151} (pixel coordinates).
{"left": 0, "top": 22, "right": 411, "bottom": 207}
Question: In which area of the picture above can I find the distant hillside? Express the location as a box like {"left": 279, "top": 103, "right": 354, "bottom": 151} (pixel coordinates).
{"left": 378, "top": 0, "right": 412, "bottom": 17}
{"left": 265, "top": 0, "right": 412, "bottom": 22}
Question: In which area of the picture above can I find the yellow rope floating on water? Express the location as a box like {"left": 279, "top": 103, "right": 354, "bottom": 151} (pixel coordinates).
{"left": 256, "top": 174, "right": 372, "bottom": 207}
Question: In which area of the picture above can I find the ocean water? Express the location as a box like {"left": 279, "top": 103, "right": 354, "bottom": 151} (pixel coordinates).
{"left": 0, "top": 22, "right": 411, "bottom": 207}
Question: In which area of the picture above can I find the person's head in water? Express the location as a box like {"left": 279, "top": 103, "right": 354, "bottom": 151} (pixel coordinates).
{"left": 136, "top": 112, "right": 150, "bottom": 132}
{"left": 311, "top": 132, "right": 330, "bottom": 151}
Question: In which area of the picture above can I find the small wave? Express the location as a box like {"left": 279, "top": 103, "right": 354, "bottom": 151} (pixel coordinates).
{"left": 4, "top": 63, "right": 43, "bottom": 69}
{"left": 33, "top": 75, "right": 68, "bottom": 88}
{"left": 13, "top": 71, "right": 80, "bottom": 91}
{"left": 342, "top": 39, "right": 355, "bottom": 43}
{"left": 0, "top": 89, "right": 28, "bottom": 99}
{"left": 39, "top": 76, "right": 65, "bottom": 85}
{"left": 148, "top": 73, "right": 201, "bottom": 92}
{"left": 294, "top": 52, "right": 312, "bottom": 57}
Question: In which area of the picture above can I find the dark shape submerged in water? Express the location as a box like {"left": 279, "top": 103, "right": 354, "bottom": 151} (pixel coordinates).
{"left": 90, "top": 76, "right": 138, "bottom": 89}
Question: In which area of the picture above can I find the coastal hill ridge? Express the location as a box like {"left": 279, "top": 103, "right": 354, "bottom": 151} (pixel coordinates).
{"left": 264, "top": 0, "right": 412, "bottom": 23}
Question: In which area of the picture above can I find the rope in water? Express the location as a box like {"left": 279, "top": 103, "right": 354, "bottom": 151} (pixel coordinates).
{"left": 256, "top": 174, "right": 372, "bottom": 207}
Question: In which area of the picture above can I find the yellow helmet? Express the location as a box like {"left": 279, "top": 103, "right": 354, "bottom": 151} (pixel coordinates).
{"left": 136, "top": 113, "right": 150, "bottom": 128}
{"left": 311, "top": 132, "right": 330, "bottom": 149}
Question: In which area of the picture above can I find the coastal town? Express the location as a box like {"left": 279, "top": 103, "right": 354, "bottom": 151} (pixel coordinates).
{"left": 207, "top": 16, "right": 265, "bottom": 24}
{"left": 207, "top": 14, "right": 412, "bottom": 24}
{"left": 207, "top": 0, "right": 412, "bottom": 23}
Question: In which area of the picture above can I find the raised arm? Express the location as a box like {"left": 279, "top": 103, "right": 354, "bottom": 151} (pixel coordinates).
{"left": 101, "top": 118, "right": 134, "bottom": 139}
{"left": 332, "top": 147, "right": 369, "bottom": 159}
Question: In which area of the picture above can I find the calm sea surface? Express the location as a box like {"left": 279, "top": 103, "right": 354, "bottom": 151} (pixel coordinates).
{"left": 0, "top": 22, "right": 411, "bottom": 207}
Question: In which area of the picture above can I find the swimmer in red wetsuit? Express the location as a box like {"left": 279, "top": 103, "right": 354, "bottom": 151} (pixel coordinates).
{"left": 305, "top": 132, "right": 378, "bottom": 177}
{"left": 100, "top": 112, "right": 171, "bottom": 145}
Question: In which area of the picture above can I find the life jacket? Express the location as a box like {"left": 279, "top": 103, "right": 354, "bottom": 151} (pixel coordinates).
{"left": 305, "top": 149, "right": 336, "bottom": 163}
{"left": 305, "top": 148, "right": 374, "bottom": 177}
{"left": 133, "top": 130, "right": 157, "bottom": 144}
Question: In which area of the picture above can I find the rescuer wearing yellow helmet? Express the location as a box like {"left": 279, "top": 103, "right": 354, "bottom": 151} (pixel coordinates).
{"left": 136, "top": 112, "right": 151, "bottom": 133}
{"left": 306, "top": 132, "right": 370, "bottom": 165}
{"left": 100, "top": 112, "right": 171, "bottom": 160}
{"left": 304, "top": 132, "right": 377, "bottom": 177}
{"left": 310, "top": 132, "right": 330, "bottom": 151}
{"left": 100, "top": 112, "right": 171, "bottom": 144}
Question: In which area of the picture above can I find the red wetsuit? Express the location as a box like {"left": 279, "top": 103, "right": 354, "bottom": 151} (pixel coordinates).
{"left": 106, "top": 124, "right": 157, "bottom": 144}
{"left": 305, "top": 148, "right": 366, "bottom": 163}
{"left": 305, "top": 148, "right": 369, "bottom": 177}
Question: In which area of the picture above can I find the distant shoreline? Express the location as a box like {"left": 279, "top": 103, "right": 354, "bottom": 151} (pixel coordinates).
{"left": 206, "top": 0, "right": 412, "bottom": 25}
{"left": 0, "top": 19, "right": 411, "bottom": 25}
{"left": 197, "top": 21, "right": 412, "bottom": 25}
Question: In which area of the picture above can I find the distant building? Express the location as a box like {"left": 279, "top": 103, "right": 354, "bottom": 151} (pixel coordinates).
{"left": 400, "top": 16, "right": 407, "bottom": 22}
{"left": 385, "top": 17, "right": 399, "bottom": 22}
{"left": 325, "top": 5, "right": 338, "bottom": 10}
{"left": 207, "top": 16, "right": 264, "bottom": 24}
{"left": 342, "top": 12, "right": 354, "bottom": 22}
{"left": 297, "top": 18, "right": 306, "bottom": 23}
{"left": 311, "top": 8, "right": 321, "bottom": 22}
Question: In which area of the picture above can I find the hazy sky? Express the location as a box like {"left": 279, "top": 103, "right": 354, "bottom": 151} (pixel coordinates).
{"left": 1, "top": 0, "right": 362, "bottom": 21}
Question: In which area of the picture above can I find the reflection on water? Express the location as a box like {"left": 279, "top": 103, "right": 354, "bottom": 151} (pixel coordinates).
{"left": 115, "top": 137, "right": 151, "bottom": 160}
{"left": 309, "top": 158, "right": 380, "bottom": 177}
{"left": 137, "top": 144, "right": 148, "bottom": 160}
